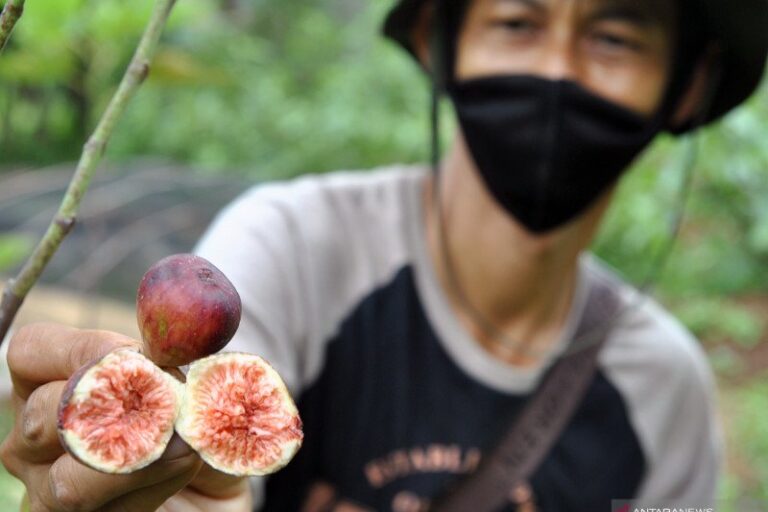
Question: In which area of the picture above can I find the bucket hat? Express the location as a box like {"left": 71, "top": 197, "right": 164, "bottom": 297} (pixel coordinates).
{"left": 384, "top": 0, "right": 768, "bottom": 126}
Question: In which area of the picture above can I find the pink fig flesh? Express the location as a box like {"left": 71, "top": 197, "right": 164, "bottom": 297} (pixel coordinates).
{"left": 175, "top": 353, "right": 303, "bottom": 476}
{"left": 58, "top": 349, "right": 183, "bottom": 474}
{"left": 137, "top": 254, "right": 242, "bottom": 367}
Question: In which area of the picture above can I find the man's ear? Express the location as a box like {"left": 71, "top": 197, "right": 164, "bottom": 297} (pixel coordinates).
{"left": 411, "top": 1, "right": 434, "bottom": 71}
{"left": 669, "top": 46, "right": 720, "bottom": 129}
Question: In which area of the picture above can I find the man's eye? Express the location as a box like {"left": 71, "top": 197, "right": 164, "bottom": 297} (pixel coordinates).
{"left": 592, "top": 31, "right": 642, "bottom": 52}
{"left": 501, "top": 18, "right": 536, "bottom": 34}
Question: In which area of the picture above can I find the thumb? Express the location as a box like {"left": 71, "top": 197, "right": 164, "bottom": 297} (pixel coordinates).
{"left": 102, "top": 464, "right": 203, "bottom": 512}
{"left": 187, "top": 462, "right": 249, "bottom": 500}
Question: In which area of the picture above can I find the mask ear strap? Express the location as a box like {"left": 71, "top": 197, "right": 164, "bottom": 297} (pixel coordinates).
{"left": 429, "top": 0, "right": 448, "bottom": 180}
{"left": 644, "top": 46, "right": 723, "bottom": 289}
{"left": 429, "top": 0, "right": 471, "bottom": 179}
{"left": 639, "top": 46, "right": 723, "bottom": 291}
{"left": 566, "top": 48, "right": 725, "bottom": 357}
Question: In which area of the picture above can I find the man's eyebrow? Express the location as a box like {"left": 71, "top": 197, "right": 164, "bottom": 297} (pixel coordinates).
{"left": 587, "top": 2, "right": 667, "bottom": 27}
{"left": 495, "top": 0, "right": 547, "bottom": 12}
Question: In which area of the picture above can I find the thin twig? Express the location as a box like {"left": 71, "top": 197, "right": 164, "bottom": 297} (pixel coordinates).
{"left": 0, "top": 0, "right": 178, "bottom": 345}
{"left": 0, "top": 0, "right": 24, "bottom": 54}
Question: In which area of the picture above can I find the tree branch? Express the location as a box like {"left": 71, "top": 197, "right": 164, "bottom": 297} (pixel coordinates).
{"left": 0, "top": 0, "right": 178, "bottom": 346}
{"left": 0, "top": 0, "right": 24, "bottom": 54}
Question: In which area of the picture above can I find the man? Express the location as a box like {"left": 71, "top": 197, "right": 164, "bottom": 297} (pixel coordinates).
{"left": 2, "top": 1, "right": 767, "bottom": 511}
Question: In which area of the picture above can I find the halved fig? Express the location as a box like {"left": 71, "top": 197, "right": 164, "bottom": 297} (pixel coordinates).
{"left": 58, "top": 349, "right": 183, "bottom": 474}
{"left": 175, "top": 353, "right": 303, "bottom": 476}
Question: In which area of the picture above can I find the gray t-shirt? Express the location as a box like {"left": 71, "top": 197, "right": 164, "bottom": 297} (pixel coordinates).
{"left": 195, "top": 165, "right": 723, "bottom": 511}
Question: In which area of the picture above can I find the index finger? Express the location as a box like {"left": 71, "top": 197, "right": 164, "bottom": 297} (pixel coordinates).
{"left": 7, "top": 323, "right": 141, "bottom": 399}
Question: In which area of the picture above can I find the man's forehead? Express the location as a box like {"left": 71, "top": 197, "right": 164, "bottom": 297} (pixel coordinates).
{"left": 488, "top": 0, "right": 677, "bottom": 26}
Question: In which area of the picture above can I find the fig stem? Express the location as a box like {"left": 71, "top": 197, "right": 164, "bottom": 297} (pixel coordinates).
{"left": 0, "top": 0, "right": 178, "bottom": 347}
{"left": 0, "top": 0, "right": 24, "bottom": 54}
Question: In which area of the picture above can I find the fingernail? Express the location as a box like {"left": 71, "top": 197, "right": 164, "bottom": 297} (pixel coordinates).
{"left": 162, "top": 435, "right": 193, "bottom": 460}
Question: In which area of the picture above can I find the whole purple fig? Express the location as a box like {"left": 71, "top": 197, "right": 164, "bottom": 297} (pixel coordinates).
{"left": 137, "top": 254, "right": 241, "bottom": 367}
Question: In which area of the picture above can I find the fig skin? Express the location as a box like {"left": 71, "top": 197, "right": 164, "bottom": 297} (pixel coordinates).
{"left": 57, "top": 357, "right": 101, "bottom": 453}
{"left": 57, "top": 349, "right": 184, "bottom": 474}
{"left": 137, "top": 254, "right": 242, "bottom": 367}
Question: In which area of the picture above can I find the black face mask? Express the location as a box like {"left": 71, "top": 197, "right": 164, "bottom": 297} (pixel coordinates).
{"left": 446, "top": 74, "right": 667, "bottom": 233}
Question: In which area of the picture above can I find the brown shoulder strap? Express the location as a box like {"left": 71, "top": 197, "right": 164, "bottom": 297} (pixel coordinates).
{"left": 430, "top": 278, "right": 623, "bottom": 512}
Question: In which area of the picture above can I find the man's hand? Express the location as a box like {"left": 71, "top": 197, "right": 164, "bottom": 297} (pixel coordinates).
{"left": 0, "top": 323, "right": 252, "bottom": 511}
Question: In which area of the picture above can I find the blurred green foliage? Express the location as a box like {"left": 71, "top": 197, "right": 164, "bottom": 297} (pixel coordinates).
{"left": 674, "top": 297, "right": 765, "bottom": 349}
{"left": 593, "top": 86, "right": 768, "bottom": 300}
{"left": 718, "top": 381, "right": 768, "bottom": 510}
{"left": 0, "top": 0, "right": 428, "bottom": 176}
{"left": 0, "top": 233, "right": 33, "bottom": 272}
{"left": 0, "top": 401, "right": 23, "bottom": 509}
